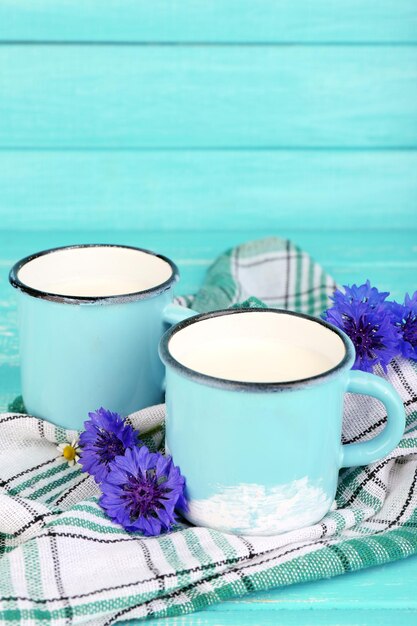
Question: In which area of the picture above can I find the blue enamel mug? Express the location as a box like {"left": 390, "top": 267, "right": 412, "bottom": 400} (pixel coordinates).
{"left": 160, "top": 308, "right": 406, "bottom": 536}
{"left": 9, "top": 244, "right": 193, "bottom": 429}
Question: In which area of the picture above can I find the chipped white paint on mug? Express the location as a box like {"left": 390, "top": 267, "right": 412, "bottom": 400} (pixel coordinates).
{"left": 186, "top": 477, "right": 333, "bottom": 535}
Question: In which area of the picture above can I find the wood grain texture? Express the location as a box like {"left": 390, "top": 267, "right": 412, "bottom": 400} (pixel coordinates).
{"left": 0, "top": 46, "right": 416, "bottom": 148}
{"left": 1, "top": 151, "right": 416, "bottom": 231}
{"left": 1, "top": 0, "right": 416, "bottom": 43}
{"left": 142, "top": 609, "right": 417, "bottom": 626}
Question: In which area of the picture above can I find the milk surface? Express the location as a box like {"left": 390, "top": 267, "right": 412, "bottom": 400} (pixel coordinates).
{"left": 183, "top": 337, "right": 334, "bottom": 382}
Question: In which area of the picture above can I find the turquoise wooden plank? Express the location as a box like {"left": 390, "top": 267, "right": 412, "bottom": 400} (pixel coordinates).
{"left": 0, "top": 151, "right": 416, "bottom": 230}
{"left": 0, "top": 46, "right": 416, "bottom": 148}
{"left": 1, "top": 1, "right": 416, "bottom": 43}
{"left": 143, "top": 608, "right": 416, "bottom": 626}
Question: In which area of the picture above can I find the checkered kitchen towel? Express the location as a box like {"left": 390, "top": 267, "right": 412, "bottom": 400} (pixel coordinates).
{"left": 1, "top": 236, "right": 417, "bottom": 625}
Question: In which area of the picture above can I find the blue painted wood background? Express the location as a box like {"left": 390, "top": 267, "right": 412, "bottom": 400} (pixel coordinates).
{"left": 0, "top": 1, "right": 416, "bottom": 624}
{"left": 0, "top": 0, "right": 416, "bottom": 234}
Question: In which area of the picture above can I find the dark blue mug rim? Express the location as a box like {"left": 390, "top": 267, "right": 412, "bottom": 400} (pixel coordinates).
{"left": 9, "top": 243, "right": 179, "bottom": 305}
{"left": 159, "top": 307, "right": 356, "bottom": 392}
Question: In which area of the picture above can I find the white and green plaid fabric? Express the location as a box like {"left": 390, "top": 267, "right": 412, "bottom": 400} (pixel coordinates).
{"left": 1, "top": 237, "right": 417, "bottom": 625}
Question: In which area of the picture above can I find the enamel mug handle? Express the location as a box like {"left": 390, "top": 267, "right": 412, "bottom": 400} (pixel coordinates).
{"left": 161, "top": 303, "right": 197, "bottom": 391}
{"left": 163, "top": 302, "right": 197, "bottom": 325}
{"left": 340, "top": 370, "right": 405, "bottom": 468}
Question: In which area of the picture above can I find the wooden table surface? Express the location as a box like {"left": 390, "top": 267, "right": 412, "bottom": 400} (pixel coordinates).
{"left": 1, "top": 228, "right": 416, "bottom": 625}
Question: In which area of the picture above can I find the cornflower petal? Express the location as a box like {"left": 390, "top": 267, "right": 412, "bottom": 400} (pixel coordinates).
{"left": 78, "top": 407, "right": 139, "bottom": 483}
{"left": 323, "top": 283, "right": 398, "bottom": 372}
{"left": 100, "top": 445, "right": 187, "bottom": 536}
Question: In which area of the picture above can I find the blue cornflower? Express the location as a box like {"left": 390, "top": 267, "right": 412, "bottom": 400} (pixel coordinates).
{"left": 323, "top": 283, "right": 398, "bottom": 373}
{"left": 79, "top": 407, "right": 138, "bottom": 483}
{"left": 331, "top": 280, "right": 390, "bottom": 309}
{"left": 99, "top": 445, "right": 187, "bottom": 536}
{"left": 389, "top": 292, "right": 417, "bottom": 360}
